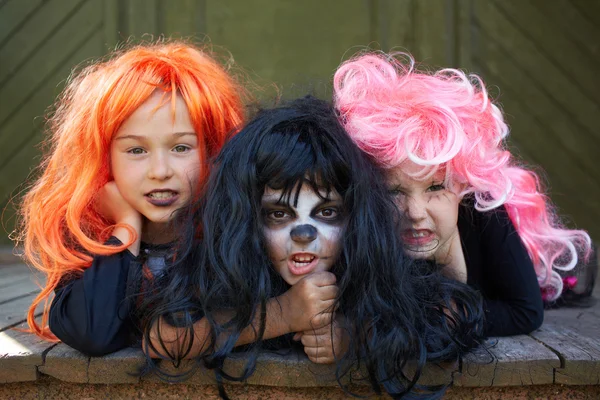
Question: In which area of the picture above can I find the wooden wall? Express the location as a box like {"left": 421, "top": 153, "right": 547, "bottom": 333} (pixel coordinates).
{"left": 0, "top": 0, "right": 598, "bottom": 243}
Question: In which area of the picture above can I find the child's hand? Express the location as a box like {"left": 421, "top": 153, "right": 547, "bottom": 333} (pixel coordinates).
{"left": 96, "top": 181, "right": 142, "bottom": 226}
{"left": 95, "top": 181, "right": 142, "bottom": 254}
{"left": 279, "top": 271, "right": 338, "bottom": 333}
{"left": 294, "top": 314, "right": 349, "bottom": 364}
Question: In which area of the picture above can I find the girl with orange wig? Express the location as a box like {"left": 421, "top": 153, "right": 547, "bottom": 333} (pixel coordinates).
{"left": 18, "top": 41, "right": 247, "bottom": 356}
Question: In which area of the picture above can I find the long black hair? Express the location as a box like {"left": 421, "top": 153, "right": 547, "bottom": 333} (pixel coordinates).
{"left": 141, "top": 96, "right": 484, "bottom": 398}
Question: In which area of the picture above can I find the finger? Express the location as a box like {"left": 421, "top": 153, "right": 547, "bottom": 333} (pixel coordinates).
{"left": 315, "top": 299, "right": 338, "bottom": 315}
{"left": 304, "top": 323, "right": 332, "bottom": 336}
{"left": 308, "top": 355, "right": 335, "bottom": 364}
{"left": 310, "top": 312, "right": 333, "bottom": 331}
{"left": 315, "top": 286, "right": 339, "bottom": 301}
{"left": 304, "top": 346, "right": 334, "bottom": 363}
{"left": 309, "top": 271, "right": 337, "bottom": 287}
{"left": 301, "top": 334, "right": 329, "bottom": 348}
{"left": 293, "top": 332, "right": 302, "bottom": 341}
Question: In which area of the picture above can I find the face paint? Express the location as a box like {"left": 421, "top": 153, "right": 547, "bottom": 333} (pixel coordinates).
{"left": 261, "top": 183, "right": 344, "bottom": 285}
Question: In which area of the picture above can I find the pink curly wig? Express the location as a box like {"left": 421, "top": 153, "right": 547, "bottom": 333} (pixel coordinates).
{"left": 333, "top": 52, "right": 591, "bottom": 300}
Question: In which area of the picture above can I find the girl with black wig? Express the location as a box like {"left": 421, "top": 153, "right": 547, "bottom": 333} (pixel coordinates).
{"left": 141, "top": 96, "right": 484, "bottom": 398}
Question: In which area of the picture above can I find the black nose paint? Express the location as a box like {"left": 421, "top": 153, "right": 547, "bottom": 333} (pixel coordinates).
{"left": 290, "top": 224, "right": 317, "bottom": 242}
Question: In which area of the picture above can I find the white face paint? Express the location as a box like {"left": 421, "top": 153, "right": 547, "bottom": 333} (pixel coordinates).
{"left": 261, "top": 183, "right": 344, "bottom": 286}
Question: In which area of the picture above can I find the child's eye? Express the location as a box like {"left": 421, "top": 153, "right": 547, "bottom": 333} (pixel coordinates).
{"left": 127, "top": 147, "right": 146, "bottom": 155}
{"left": 173, "top": 145, "right": 191, "bottom": 153}
{"left": 267, "top": 210, "right": 290, "bottom": 220}
{"left": 316, "top": 207, "right": 339, "bottom": 219}
{"left": 388, "top": 187, "right": 404, "bottom": 196}
{"left": 427, "top": 183, "right": 445, "bottom": 192}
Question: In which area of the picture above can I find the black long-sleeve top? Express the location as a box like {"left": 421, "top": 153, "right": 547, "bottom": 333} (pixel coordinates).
{"left": 49, "top": 238, "right": 171, "bottom": 356}
{"left": 458, "top": 200, "right": 544, "bottom": 337}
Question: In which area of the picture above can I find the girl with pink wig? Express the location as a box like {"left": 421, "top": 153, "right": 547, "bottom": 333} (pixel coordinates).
{"left": 333, "top": 53, "right": 592, "bottom": 336}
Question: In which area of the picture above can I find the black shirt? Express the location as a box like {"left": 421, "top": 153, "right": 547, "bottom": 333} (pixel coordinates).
{"left": 48, "top": 238, "right": 171, "bottom": 356}
{"left": 458, "top": 201, "right": 544, "bottom": 336}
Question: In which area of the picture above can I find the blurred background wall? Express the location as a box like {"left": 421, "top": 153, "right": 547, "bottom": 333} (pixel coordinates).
{"left": 0, "top": 0, "right": 598, "bottom": 244}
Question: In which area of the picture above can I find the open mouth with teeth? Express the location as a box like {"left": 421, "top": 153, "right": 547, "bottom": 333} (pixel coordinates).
{"left": 287, "top": 253, "right": 319, "bottom": 275}
{"left": 401, "top": 229, "right": 435, "bottom": 247}
{"left": 145, "top": 190, "right": 179, "bottom": 206}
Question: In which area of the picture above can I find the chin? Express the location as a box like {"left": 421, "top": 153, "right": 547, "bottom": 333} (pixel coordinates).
{"left": 403, "top": 247, "right": 437, "bottom": 260}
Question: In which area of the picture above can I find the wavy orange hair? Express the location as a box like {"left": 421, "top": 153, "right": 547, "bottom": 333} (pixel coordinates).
{"left": 18, "top": 41, "right": 247, "bottom": 340}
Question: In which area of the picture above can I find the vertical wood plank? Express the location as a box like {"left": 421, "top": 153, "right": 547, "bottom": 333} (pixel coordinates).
{"left": 103, "top": 0, "right": 121, "bottom": 49}
{"left": 125, "top": 0, "right": 159, "bottom": 39}
{"left": 162, "top": 0, "right": 207, "bottom": 39}
{"left": 456, "top": 0, "right": 475, "bottom": 71}
{"left": 413, "top": 0, "right": 453, "bottom": 67}
{"left": 378, "top": 0, "right": 415, "bottom": 53}
{"left": 206, "top": 0, "right": 371, "bottom": 100}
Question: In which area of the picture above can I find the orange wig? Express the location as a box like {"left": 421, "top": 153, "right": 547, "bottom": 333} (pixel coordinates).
{"left": 18, "top": 41, "right": 247, "bottom": 340}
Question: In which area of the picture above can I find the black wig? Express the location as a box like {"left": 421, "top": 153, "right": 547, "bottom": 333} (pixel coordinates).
{"left": 142, "top": 96, "right": 484, "bottom": 398}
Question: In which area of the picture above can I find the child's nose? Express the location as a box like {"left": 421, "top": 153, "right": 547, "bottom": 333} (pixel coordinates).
{"left": 148, "top": 153, "right": 174, "bottom": 180}
{"left": 404, "top": 196, "right": 428, "bottom": 221}
{"left": 290, "top": 224, "right": 318, "bottom": 243}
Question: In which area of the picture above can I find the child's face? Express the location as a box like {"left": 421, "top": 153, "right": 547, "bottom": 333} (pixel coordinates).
{"left": 261, "top": 184, "right": 344, "bottom": 286}
{"left": 110, "top": 90, "right": 201, "bottom": 233}
{"left": 387, "top": 162, "right": 461, "bottom": 263}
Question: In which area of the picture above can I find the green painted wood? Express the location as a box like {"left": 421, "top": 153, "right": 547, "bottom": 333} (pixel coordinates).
{"left": 471, "top": 22, "right": 600, "bottom": 188}
{"left": 103, "top": 0, "right": 121, "bottom": 49}
{"left": 0, "top": 0, "right": 45, "bottom": 45}
{"left": 0, "top": 27, "right": 105, "bottom": 183}
{"left": 569, "top": 0, "right": 600, "bottom": 26}
{"left": 125, "top": 0, "right": 159, "bottom": 39}
{"left": 205, "top": 0, "right": 371, "bottom": 99}
{"left": 473, "top": 0, "right": 600, "bottom": 141}
{"left": 0, "top": 0, "right": 104, "bottom": 161}
{"left": 377, "top": 0, "right": 415, "bottom": 53}
{"left": 457, "top": 0, "right": 475, "bottom": 70}
{"left": 0, "top": 30, "right": 105, "bottom": 244}
{"left": 0, "top": 0, "right": 103, "bottom": 127}
{"left": 0, "top": 0, "right": 84, "bottom": 87}
{"left": 492, "top": 0, "right": 600, "bottom": 105}
{"left": 529, "top": 0, "right": 600, "bottom": 66}
{"left": 161, "top": 0, "right": 207, "bottom": 39}
{"left": 413, "top": 0, "right": 453, "bottom": 67}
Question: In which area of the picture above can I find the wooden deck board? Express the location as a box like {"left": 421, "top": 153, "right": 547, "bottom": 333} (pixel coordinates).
{"left": 0, "top": 323, "right": 57, "bottom": 383}
{"left": 0, "top": 293, "right": 40, "bottom": 332}
{"left": 1, "top": 258, "right": 599, "bottom": 388}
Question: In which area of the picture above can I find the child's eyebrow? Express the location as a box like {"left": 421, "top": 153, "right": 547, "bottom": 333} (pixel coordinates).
{"left": 261, "top": 195, "right": 285, "bottom": 204}
{"left": 114, "top": 131, "right": 196, "bottom": 141}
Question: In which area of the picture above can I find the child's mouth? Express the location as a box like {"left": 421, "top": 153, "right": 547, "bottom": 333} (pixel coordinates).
{"left": 145, "top": 190, "right": 179, "bottom": 206}
{"left": 288, "top": 253, "right": 319, "bottom": 276}
{"left": 401, "top": 229, "right": 435, "bottom": 247}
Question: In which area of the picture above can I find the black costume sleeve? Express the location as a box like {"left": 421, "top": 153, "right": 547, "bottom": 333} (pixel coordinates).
{"left": 49, "top": 237, "right": 139, "bottom": 356}
{"left": 462, "top": 205, "right": 544, "bottom": 337}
